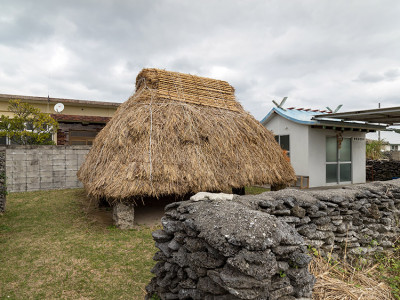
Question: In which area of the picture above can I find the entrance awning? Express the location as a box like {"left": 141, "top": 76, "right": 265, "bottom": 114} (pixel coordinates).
{"left": 313, "top": 107, "right": 400, "bottom": 125}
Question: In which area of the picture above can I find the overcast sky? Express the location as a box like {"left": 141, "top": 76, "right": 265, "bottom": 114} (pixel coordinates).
{"left": 1, "top": 0, "right": 400, "bottom": 120}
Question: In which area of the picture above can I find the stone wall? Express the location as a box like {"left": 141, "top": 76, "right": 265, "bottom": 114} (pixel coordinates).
{"left": 366, "top": 159, "right": 400, "bottom": 181}
{"left": 241, "top": 180, "right": 400, "bottom": 257}
{"left": 147, "top": 197, "right": 315, "bottom": 300}
{"left": 4, "top": 145, "right": 90, "bottom": 193}
{"left": 147, "top": 180, "right": 400, "bottom": 299}
{"left": 0, "top": 148, "right": 6, "bottom": 212}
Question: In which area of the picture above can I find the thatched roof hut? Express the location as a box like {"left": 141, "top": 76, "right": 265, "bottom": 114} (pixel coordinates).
{"left": 78, "top": 68, "right": 295, "bottom": 203}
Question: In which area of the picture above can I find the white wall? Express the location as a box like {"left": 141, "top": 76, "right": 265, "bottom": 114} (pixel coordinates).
{"left": 348, "top": 132, "right": 366, "bottom": 184}
{"left": 264, "top": 115, "right": 310, "bottom": 177}
{"left": 308, "top": 128, "right": 328, "bottom": 187}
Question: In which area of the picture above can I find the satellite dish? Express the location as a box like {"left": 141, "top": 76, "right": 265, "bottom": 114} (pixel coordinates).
{"left": 54, "top": 103, "right": 64, "bottom": 113}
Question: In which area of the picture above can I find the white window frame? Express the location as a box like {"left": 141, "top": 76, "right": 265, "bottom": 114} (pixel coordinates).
{"left": 326, "top": 136, "right": 352, "bottom": 185}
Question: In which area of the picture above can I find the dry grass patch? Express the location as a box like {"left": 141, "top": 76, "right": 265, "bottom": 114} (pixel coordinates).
{"left": 310, "top": 251, "right": 398, "bottom": 300}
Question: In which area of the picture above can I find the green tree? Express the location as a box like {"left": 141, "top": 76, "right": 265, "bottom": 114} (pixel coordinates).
{"left": 366, "top": 139, "right": 386, "bottom": 160}
{"left": 0, "top": 100, "right": 58, "bottom": 145}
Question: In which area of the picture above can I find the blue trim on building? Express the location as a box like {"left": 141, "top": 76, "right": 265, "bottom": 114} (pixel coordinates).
{"left": 261, "top": 107, "right": 326, "bottom": 125}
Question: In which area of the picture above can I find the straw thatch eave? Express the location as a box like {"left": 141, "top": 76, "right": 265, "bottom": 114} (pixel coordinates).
{"left": 77, "top": 69, "right": 296, "bottom": 202}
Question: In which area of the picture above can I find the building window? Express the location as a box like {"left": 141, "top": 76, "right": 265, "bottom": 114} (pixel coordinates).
{"left": 69, "top": 130, "right": 97, "bottom": 145}
{"left": 25, "top": 122, "right": 34, "bottom": 131}
{"left": 275, "top": 135, "right": 290, "bottom": 157}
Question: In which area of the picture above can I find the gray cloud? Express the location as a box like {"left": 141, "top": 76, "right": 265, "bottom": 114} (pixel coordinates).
{"left": 357, "top": 71, "right": 385, "bottom": 83}
{"left": 384, "top": 68, "right": 400, "bottom": 80}
{"left": 356, "top": 68, "right": 400, "bottom": 83}
{"left": 1, "top": 0, "right": 400, "bottom": 120}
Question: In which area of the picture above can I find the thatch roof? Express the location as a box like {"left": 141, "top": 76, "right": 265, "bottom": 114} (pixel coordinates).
{"left": 77, "top": 68, "right": 296, "bottom": 202}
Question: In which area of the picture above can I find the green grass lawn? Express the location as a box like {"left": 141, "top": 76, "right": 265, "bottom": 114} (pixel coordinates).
{"left": 0, "top": 185, "right": 269, "bottom": 300}
{"left": 245, "top": 186, "right": 269, "bottom": 195}
{"left": 0, "top": 189, "right": 158, "bottom": 300}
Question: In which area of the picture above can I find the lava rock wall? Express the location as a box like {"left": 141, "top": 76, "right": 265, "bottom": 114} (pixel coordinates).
{"left": 146, "top": 199, "right": 315, "bottom": 299}
{"left": 366, "top": 159, "right": 400, "bottom": 181}
{"left": 238, "top": 180, "right": 400, "bottom": 257}
{"left": 147, "top": 180, "right": 400, "bottom": 299}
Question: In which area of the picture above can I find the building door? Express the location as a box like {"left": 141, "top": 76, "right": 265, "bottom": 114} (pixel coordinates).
{"left": 326, "top": 136, "right": 352, "bottom": 184}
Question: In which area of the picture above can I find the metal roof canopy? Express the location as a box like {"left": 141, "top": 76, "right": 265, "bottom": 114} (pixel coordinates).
{"left": 313, "top": 106, "right": 400, "bottom": 125}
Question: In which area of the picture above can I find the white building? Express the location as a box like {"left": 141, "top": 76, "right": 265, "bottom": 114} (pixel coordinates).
{"left": 261, "top": 107, "right": 385, "bottom": 188}
{"left": 367, "top": 130, "right": 400, "bottom": 151}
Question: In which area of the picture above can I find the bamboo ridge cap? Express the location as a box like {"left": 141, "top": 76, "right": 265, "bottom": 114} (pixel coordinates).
{"left": 135, "top": 68, "right": 240, "bottom": 112}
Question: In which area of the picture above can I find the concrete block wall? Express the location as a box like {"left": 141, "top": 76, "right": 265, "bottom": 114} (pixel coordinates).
{"left": 4, "top": 145, "right": 91, "bottom": 193}
{"left": 0, "top": 148, "right": 6, "bottom": 212}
